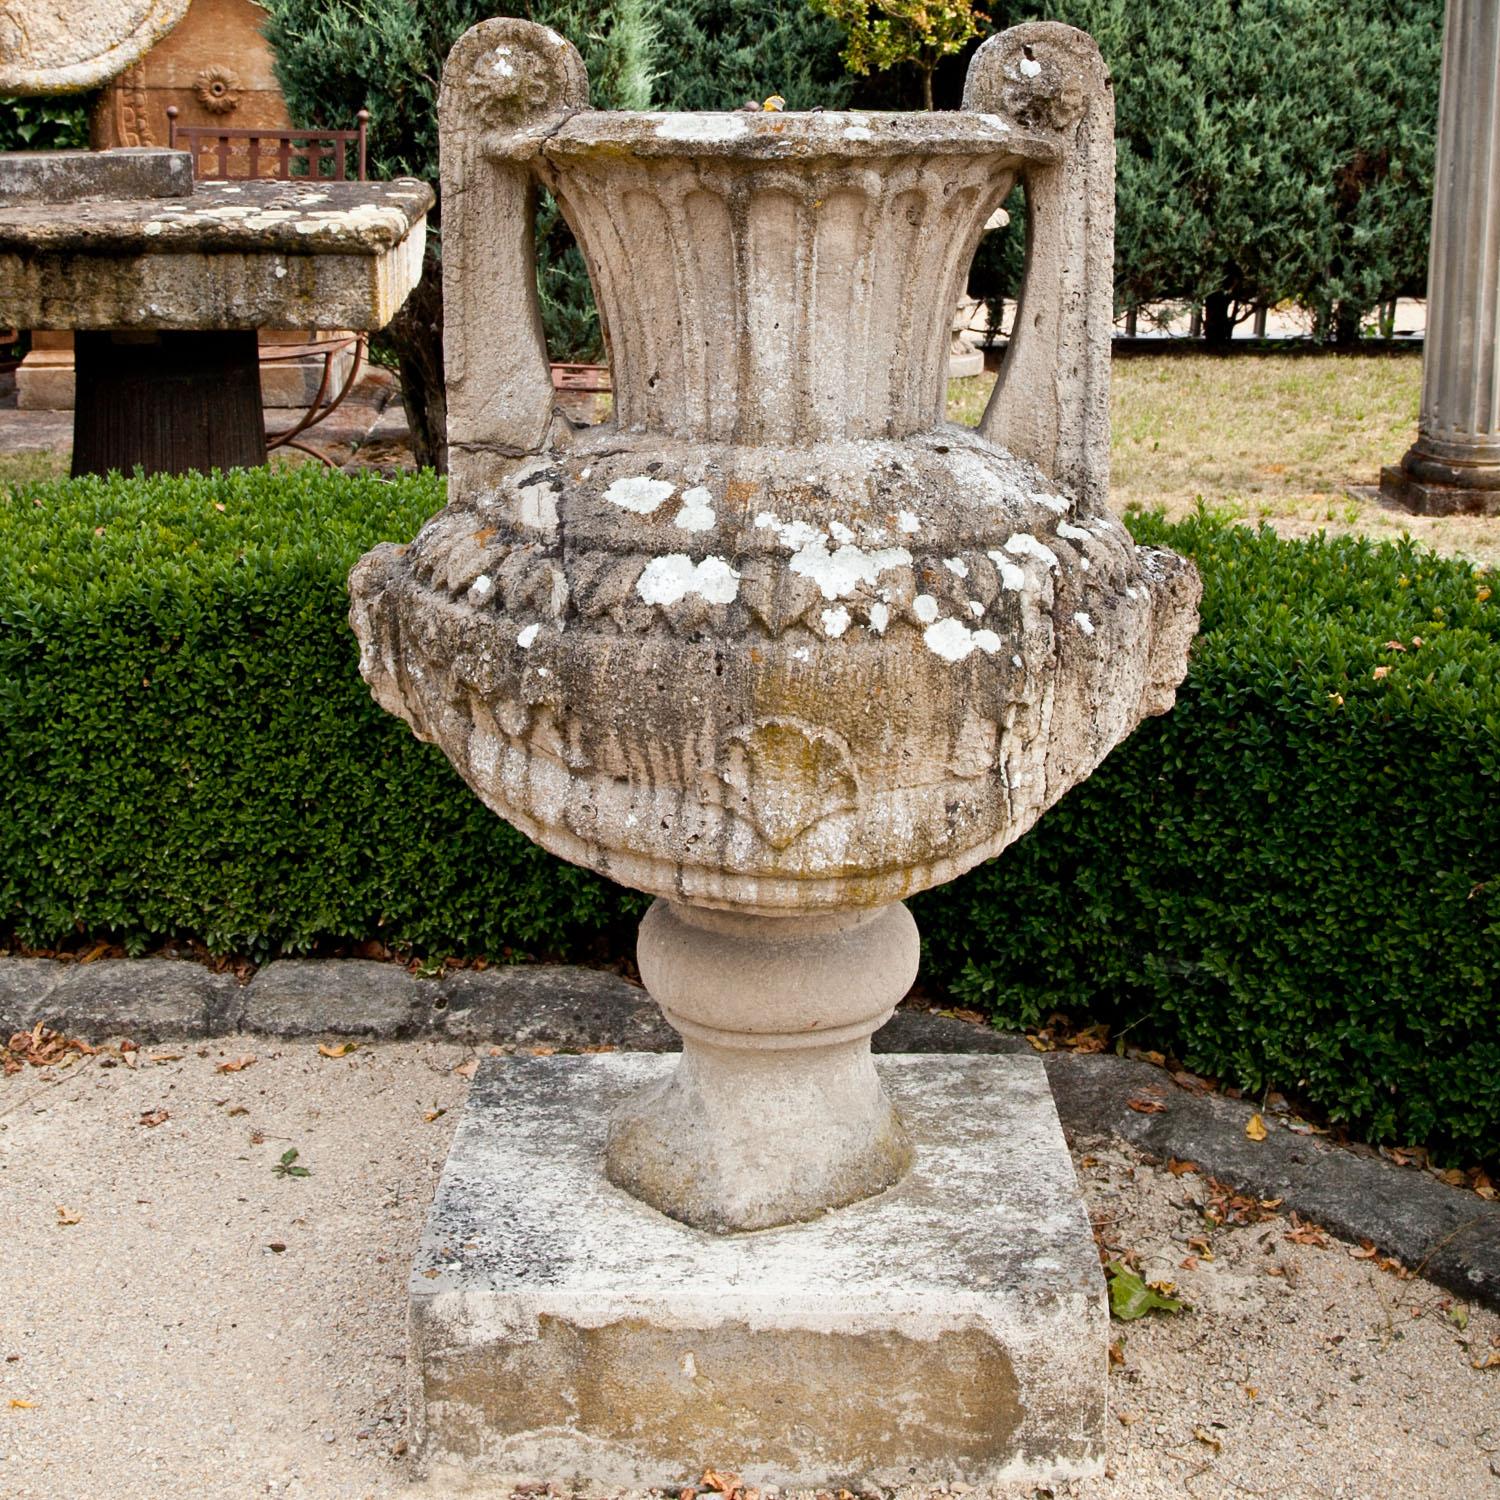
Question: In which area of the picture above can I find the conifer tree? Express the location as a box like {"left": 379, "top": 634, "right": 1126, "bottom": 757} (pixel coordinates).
{"left": 260, "top": 0, "right": 655, "bottom": 465}
{"left": 972, "top": 0, "right": 1441, "bottom": 345}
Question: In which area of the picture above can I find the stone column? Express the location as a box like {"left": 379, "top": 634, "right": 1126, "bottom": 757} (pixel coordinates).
{"left": 1382, "top": 0, "right": 1500, "bottom": 515}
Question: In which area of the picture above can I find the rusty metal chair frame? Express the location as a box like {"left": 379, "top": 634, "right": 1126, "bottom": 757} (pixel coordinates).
{"left": 167, "top": 107, "right": 373, "bottom": 467}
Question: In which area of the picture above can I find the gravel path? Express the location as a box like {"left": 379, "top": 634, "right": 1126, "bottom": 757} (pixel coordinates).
{"left": 2, "top": 1039, "right": 1496, "bottom": 1500}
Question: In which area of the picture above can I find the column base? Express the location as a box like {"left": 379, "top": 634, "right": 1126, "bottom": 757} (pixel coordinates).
{"left": 410, "top": 1053, "right": 1108, "bottom": 1490}
{"left": 1380, "top": 462, "right": 1500, "bottom": 517}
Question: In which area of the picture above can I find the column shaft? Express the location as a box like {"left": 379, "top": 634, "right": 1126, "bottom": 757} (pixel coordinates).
{"left": 1383, "top": 0, "right": 1500, "bottom": 514}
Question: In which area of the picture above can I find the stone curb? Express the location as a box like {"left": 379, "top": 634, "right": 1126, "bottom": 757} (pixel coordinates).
{"left": 3, "top": 955, "right": 1496, "bottom": 1310}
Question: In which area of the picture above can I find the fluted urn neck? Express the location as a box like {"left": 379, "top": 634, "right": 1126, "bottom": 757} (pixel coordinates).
{"left": 536, "top": 112, "right": 1040, "bottom": 446}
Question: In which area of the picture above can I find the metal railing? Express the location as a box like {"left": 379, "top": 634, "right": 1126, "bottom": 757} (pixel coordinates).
{"left": 166, "top": 108, "right": 369, "bottom": 182}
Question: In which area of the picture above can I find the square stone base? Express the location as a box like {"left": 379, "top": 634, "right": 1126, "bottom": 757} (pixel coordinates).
{"left": 409, "top": 1053, "right": 1107, "bottom": 1491}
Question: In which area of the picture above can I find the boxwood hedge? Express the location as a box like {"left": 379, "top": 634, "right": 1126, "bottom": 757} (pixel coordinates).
{"left": 0, "top": 468, "right": 641, "bottom": 964}
{"left": 915, "top": 508, "right": 1499, "bottom": 1165}
{"left": 1, "top": 469, "right": 1495, "bottom": 1161}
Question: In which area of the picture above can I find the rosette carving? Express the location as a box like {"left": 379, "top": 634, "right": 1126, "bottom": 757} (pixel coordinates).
{"left": 451, "top": 20, "right": 588, "bottom": 130}
{"left": 194, "top": 64, "right": 241, "bottom": 114}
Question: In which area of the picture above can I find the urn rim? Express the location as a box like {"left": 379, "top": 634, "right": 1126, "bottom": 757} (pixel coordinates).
{"left": 541, "top": 109, "right": 1062, "bottom": 167}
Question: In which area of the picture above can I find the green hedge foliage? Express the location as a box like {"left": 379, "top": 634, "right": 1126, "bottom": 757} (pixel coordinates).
{"left": 1, "top": 470, "right": 1495, "bottom": 1161}
{"left": 0, "top": 468, "right": 640, "bottom": 962}
{"left": 914, "top": 509, "right": 1499, "bottom": 1165}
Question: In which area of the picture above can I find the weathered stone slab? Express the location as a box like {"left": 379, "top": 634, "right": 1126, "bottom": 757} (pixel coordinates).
{"left": 244, "top": 958, "right": 427, "bottom": 1038}
{"left": 0, "top": 149, "right": 194, "bottom": 206}
{"left": 0, "top": 958, "right": 65, "bottom": 1035}
{"left": 37, "top": 958, "right": 241, "bottom": 1040}
{"left": 0, "top": 177, "right": 433, "bottom": 332}
{"left": 436, "top": 965, "right": 675, "bottom": 1051}
{"left": 1047, "top": 1050, "right": 1500, "bottom": 1309}
{"left": 410, "top": 1053, "right": 1106, "bottom": 1490}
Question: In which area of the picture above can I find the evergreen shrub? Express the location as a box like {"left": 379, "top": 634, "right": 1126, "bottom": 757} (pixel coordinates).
{"left": 1, "top": 471, "right": 1495, "bottom": 1161}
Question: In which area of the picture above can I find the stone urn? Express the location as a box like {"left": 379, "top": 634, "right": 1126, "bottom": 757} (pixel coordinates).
{"left": 350, "top": 19, "right": 1199, "bottom": 1234}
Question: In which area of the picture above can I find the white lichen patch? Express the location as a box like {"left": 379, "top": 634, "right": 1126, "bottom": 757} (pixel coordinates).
{"left": 791, "top": 538, "right": 912, "bottom": 600}
{"left": 976, "top": 112, "right": 1011, "bottom": 131}
{"left": 1073, "top": 612, "right": 1095, "bottom": 636}
{"left": 821, "top": 606, "right": 851, "bottom": 638}
{"left": 1080, "top": 556, "right": 1091, "bottom": 570}
{"left": 656, "top": 114, "right": 749, "bottom": 143}
{"left": 968, "top": 600, "right": 985, "bottom": 618}
{"left": 1057, "top": 520, "right": 1092, "bottom": 543}
{"left": 943, "top": 557, "right": 970, "bottom": 578}
{"left": 516, "top": 623, "right": 541, "bottom": 649}
{"left": 637, "top": 554, "right": 740, "bottom": 607}
{"left": 987, "top": 550, "right": 1028, "bottom": 591}
{"left": 829, "top": 521, "right": 855, "bottom": 544}
{"left": 143, "top": 221, "right": 164, "bottom": 236}
{"left": 923, "top": 618, "right": 1004, "bottom": 662}
{"left": 1019, "top": 55, "right": 1042, "bottom": 77}
{"left": 1003, "top": 534, "right": 1060, "bottom": 569}
{"left": 605, "top": 476, "right": 676, "bottom": 515}
{"left": 509, "top": 459, "right": 561, "bottom": 532}
{"left": 843, "top": 125, "right": 875, "bottom": 141}
{"left": 897, "top": 509, "right": 921, "bottom": 534}
{"left": 675, "top": 486, "right": 716, "bottom": 531}
{"left": 868, "top": 601, "right": 890, "bottom": 634}
{"left": 1033, "top": 492, "right": 1069, "bottom": 515}
{"left": 913, "top": 594, "right": 940, "bottom": 625}
{"left": 468, "top": 574, "right": 494, "bottom": 602}
{"left": 755, "top": 512, "right": 823, "bottom": 550}
{"left": 756, "top": 513, "right": 909, "bottom": 601}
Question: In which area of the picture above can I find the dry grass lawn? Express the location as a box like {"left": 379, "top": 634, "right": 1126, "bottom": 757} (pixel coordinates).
{"left": 950, "top": 351, "right": 1500, "bottom": 566}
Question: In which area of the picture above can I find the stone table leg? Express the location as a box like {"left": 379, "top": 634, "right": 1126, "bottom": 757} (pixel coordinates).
{"left": 1382, "top": 0, "right": 1500, "bottom": 515}
{"left": 71, "top": 329, "right": 267, "bottom": 478}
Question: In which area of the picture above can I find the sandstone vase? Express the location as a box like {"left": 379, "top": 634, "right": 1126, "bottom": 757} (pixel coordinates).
{"left": 350, "top": 19, "right": 1200, "bottom": 1233}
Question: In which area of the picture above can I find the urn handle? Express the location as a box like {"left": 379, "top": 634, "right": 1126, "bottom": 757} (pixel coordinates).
{"left": 963, "top": 24, "right": 1114, "bottom": 515}
{"left": 438, "top": 20, "right": 589, "bottom": 471}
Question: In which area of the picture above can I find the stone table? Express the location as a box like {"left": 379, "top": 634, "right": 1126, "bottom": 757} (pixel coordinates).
{"left": 0, "top": 147, "right": 431, "bottom": 475}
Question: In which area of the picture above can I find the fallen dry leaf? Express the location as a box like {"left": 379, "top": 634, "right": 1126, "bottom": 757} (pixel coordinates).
{"left": 1285, "top": 1212, "right": 1329, "bottom": 1248}
{"left": 137, "top": 1108, "right": 169, "bottom": 1128}
{"left": 317, "top": 1041, "right": 359, "bottom": 1059}
{"left": 55, "top": 1206, "right": 80, "bottom": 1226}
{"left": 147, "top": 1052, "right": 183, "bottom": 1064}
{"left": 1194, "top": 1426, "right": 1223, "bottom": 1453}
{"left": 1166, "top": 1158, "right": 1199, "bottom": 1176}
{"left": 8, "top": 1399, "right": 35, "bottom": 1409}
{"left": 215, "top": 1054, "right": 256, "bottom": 1073}
{"left": 452, "top": 1057, "right": 479, "bottom": 1079}
{"left": 1126, "top": 1097, "right": 1168, "bottom": 1115}
{"left": 423, "top": 1109, "right": 447, "bottom": 1123}
{"left": 528, "top": 1045, "right": 558, "bottom": 1057}
{"left": 1245, "top": 1113, "right": 1268, "bottom": 1141}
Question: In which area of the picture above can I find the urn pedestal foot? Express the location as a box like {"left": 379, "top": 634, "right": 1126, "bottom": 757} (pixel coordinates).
{"left": 605, "top": 899, "right": 918, "bottom": 1233}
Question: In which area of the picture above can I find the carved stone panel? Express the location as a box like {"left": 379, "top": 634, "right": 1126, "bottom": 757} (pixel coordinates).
{"left": 90, "top": 0, "right": 291, "bottom": 156}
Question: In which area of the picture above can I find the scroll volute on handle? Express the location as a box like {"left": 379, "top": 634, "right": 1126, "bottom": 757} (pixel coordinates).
{"left": 964, "top": 24, "right": 1115, "bottom": 516}
{"left": 439, "top": 21, "right": 589, "bottom": 490}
